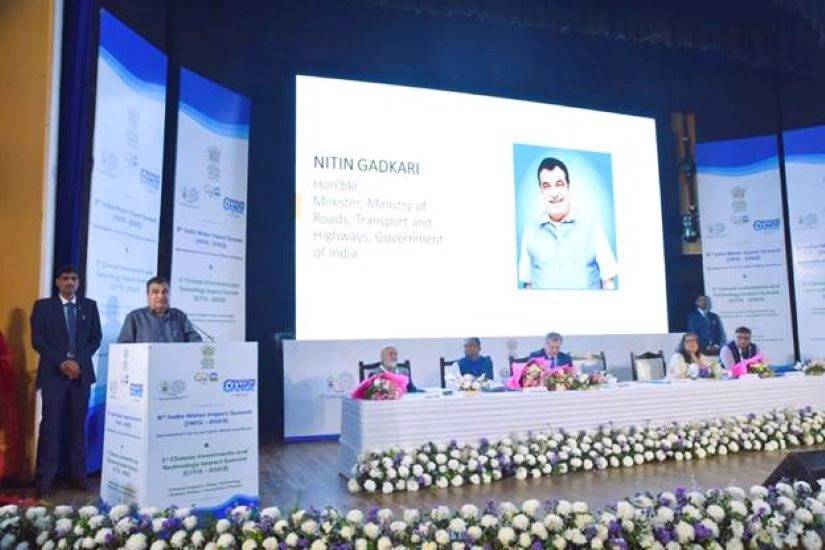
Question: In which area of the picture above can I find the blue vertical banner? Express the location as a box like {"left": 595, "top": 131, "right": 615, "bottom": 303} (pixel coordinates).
{"left": 696, "top": 136, "right": 795, "bottom": 365}
{"left": 84, "top": 9, "right": 167, "bottom": 471}
{"left": 783, "top": 125, "right": 825, "bottom": 359}
{"left": 170, "top": 69, "right": 250, "bottom": 341}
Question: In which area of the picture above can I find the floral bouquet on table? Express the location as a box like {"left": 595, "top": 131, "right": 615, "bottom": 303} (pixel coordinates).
{"left": 350, "top": 371, "right": 408, "bottom": 401}
{"left": 457, "top": 373, "right": 490, "bottom": 392}
{"left": 544, "top": 367, "right": 575, "bottom": 391}
{"left": 506, "top": 358, "right": 550, "bottom": 390}
{"left": 801, "top": 358, "right": 825, "bottom": 376}
{"left": 728, "top": 353, "right": 772, "bottom": 379}
{"left": 574, "top": 370, "right": 609, "bottom": 389}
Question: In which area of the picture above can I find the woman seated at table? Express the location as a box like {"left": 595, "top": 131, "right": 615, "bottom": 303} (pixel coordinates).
{"left": 668, "top": 332, "right": 710, "bottom": 379}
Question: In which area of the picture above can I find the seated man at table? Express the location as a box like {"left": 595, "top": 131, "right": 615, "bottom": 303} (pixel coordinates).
{"left": 720, "top": 326, "right": 763, "bottom": 368}
{"left": 457, "top": 337, "right": 494, "bottom": 379}
{"left": 376, "top": 346, "right": 416, "bottom": 390}
{"left": 529, "top": 332, "right": 573, "bottom": 370}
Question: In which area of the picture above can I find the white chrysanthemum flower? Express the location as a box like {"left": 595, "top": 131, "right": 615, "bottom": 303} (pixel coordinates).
{"left": 346, "top": 510, "right": 364, "bottom": 525}
{"left": 512, "top": 514, "right": 530, "bottom": 531}
{"left": 110, "top": 505, "right": 131, "bottom": 523}
{"left": 615, "top": 501, "right": 634, "bottom": 520}
{"left": 480, "top": 514, "right": 498, "bottom": 528}
{"left": 54, "top": 506, "right": 74, "bottom": 518}
{"left": 707, "top": 504, "right": 725, "bottom": 522}
{"left": 25, "top": 507, "right": 47, "bottom": 520}
{"left": 656, "top": 507, "right": 674, "bottom": 523}
{"left": 125, "top": 533, "right": 148, "bottom": 550}
{"left": 675, "top": 521, "right": 694, "bottom": 543}
{"left": 215, "top": 518, "right": 231, "bottom": 534}
{"left": 261, "top": 538, "right": 277, "bottom": 550}
{"left": 54, "top": 518, "right": 73, "bottom": 535}
{"left": 434, "top": 530, "right": 450, "bottom": 545}
{"left": 149, "top": 540, "right": 168, "bottom": 550}
{"left": 497, "top": 527, "right": 516, "bottom": 545}
{"left": 802, "top": 530, "right": 822, "bottom": 549}
{"left": 151, "top": 517, "right": 166, "bottom": 533}
{"left": 543, "top": 514, "right": 564, "bottom": 532}
{"left": 363, "top": 522, "right": 380, "bottom": 539}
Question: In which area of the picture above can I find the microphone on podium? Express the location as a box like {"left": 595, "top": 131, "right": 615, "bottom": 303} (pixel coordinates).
{"left": 190, "top": 320, "right": 216, "bottom": 342}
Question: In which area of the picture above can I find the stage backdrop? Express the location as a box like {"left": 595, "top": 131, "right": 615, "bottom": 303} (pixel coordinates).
{"left": 170, "top": 68, "right": 250, "bottom": 341}
{"left": 783, "top": 125, "right": 825, "bottom": 359}
{"left": 83, "top": 8, "right": 167, "bottom": 471}
{"left": 696, "top": 135, "right": 794, "bottom": 364}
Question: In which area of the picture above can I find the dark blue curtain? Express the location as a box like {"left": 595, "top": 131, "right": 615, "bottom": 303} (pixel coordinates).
{"left": 54, "top": 0, "right": 96, "bottom": 282}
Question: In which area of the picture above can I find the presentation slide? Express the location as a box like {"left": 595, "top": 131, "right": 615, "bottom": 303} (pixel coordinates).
{"left": 171, "top": 68, "right": 250, "bottom": 341}
{"left": 696, "top": 136, "right": 794, "bottom": 364}
{"left": 84, "top": 9, "right": 167, "bottom": 470}
{"left": 295, "top": 76, "right": 667, "bottom": 340}
{"left": 784, "top": 125, "right": 825, "bottom": 358}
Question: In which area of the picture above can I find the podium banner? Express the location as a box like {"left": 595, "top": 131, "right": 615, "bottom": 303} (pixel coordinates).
{"left": 784, "top": 125, "right": 825, "bottom": 358}
{"left": 696, "top": 135, "right": 794, "bottom": 364}
{"left": 101, "top": 343, "right": 258, "bottom": 511}
{"left": 170, "top": 69, "right": 250, "bottom": 341}
{"left": 84, "top": 9, "right": 167, "bottom": 471}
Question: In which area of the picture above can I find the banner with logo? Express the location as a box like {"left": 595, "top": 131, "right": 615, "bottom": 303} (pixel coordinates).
{"left": 84, "top": 9, "right": 167, "bottom": 471}
{"left": 696, "top": 135, "right": 794, "bottom": 365}
{"left": 170, "top": 68, "right": 250, "bottom": 341}
{"left": 784, "top": 125, "right": 825, "bottom": 359}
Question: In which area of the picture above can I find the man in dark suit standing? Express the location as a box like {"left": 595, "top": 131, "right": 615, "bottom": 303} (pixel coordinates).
{"left": 686, "top": 295, "right": 725, "bottom": 353}
{"left": 529, "top": 332, "right": 573, "bottom": 369}
{"left": 30, "top": 265, "right": 101, "bottom": 497}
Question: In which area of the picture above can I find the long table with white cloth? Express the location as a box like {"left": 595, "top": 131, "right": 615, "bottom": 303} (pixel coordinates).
{"left": 339, "top": 374, "right": 825, "bottom": 475}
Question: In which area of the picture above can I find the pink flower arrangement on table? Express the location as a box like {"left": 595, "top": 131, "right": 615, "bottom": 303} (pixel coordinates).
{"left": 506, "top": 358, "right": 550, "bottom": 389}
{"left": 507, "top": 357, "right": 577, "bottom": 389}
{"left": 350, "top": 371, "right": 409, "bottom": 400}
{"left": 727, "top": 353, "right": 771, "bottom": 379}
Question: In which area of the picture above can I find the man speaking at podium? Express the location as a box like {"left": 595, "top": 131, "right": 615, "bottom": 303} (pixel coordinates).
{"left": 118, "top": 276, "right": 203, "bottom": 343}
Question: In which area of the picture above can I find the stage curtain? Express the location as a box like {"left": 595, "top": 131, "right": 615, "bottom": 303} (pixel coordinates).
{"left": 54, "top": 0, "right": 96, "bottom": 272}
{"left": 355, "top": 0, "right": 824, "bottom": 75}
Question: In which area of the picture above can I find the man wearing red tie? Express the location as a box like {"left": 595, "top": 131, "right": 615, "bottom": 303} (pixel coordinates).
{"left": 30, "top": 265, "right": 102, "bottom": 498}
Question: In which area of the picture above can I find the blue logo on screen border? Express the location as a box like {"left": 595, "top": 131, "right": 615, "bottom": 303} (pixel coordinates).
{"left": 129, "top": 383, "right": 144, "bottom": 398}
{"left": 753, "top": 218, "right": 780, "bottom": 231}
{"left": 223, "top": 197, "right": 245, "bottom": 215}
{"left": 139, "top": 168, "right": 160, "bottom": 190}
{"left": 223, "top": 379, "right": 256, "bottom": 393}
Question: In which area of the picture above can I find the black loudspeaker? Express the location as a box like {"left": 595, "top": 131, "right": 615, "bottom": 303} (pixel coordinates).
{"left": 763, "top": 451, "right": 825, "bottom": 487}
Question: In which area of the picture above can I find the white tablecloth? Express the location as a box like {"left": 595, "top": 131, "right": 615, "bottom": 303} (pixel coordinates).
{"left": 339, "top": 375, "right": 825, "bottom": 475}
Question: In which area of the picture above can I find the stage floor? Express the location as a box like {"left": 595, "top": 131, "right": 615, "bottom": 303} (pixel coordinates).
{"left": 3, "top": 441, "right": 820, "bottom": 510}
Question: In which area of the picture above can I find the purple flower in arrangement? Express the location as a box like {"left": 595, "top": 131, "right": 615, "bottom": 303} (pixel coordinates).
{"left": 609, "top": 537, "right": 629, "bottom": 549}
{"left": 366, "top": 507, "right": 380, "bottom": 524}
{"left": 675, "top": 487, "right": 687, "bottom": 501}
{"left": 483, "top": 500, "right": 499, "bottom": 515}
{"left": 583, "top": 526, "right": 597, "bottom": 539}
{"left": 297, "top": 537, "right": 309, "bottom": 547}
{"left": 278, "top": 543, "right": 288, "bottom": 550}
{"left": 694, "top": 523, "right": 712, "bottom": 542}
{"left": 531, "top": 541, "right": 543, "bottom": 550}
{"left": 550, "top": 453, "right": 560, "bottom": 465}
{"left": 654, "top": 527, "right": 674, "bottom": 544}
{"left": 608, "top": 520, "right": 622, "bottom": 536}
{"left": 748, "top": 412, "right": 757, "bottom": 420}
